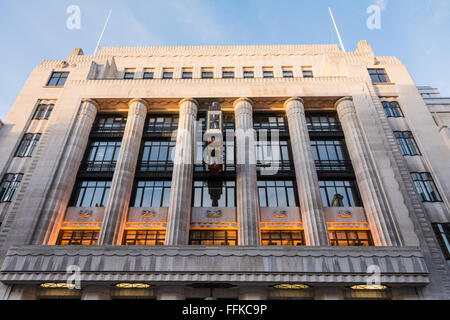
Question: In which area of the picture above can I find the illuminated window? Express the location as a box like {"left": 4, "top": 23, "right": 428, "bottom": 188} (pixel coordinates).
{"left": 132, "top": 180, "right": 171, "bottom": 207}
{"left": 382, "top": 101, "right": 403, "bottom": 118}
{"left": 57, "top": 229, "right": 99, "bottom": 245}
{"left": 92, "top": 115, "right": 127, "bottom": 133}
{"left": 33, "top": 104, "right": 54, "bottom": 120}
{"left": 122, "top": 230, "right": 165, "bottom": 245}
{"left": 47, "top": 72, "right": 69, "bottom": 86}
{"left": 411, "top": 172, "right": 442, "bottom": 202}
{"left": 15, "top": 133, "right": 40, "bottom": 157}
{"left": 258, "top": 180, "right": 298, "bottom": 207}
{"left": 261, "top": 230, "right": 304, "bottom": 246}
{"left": 70, "top": 180, "right": 111, "bottom": 207}
{"left": 368, "top": 68, "right": 390, "bottom": 83}
{"left": 394, "top": 131, "right": 420, "bottom": 156}
{"left": 0, "top": 173, "right": 23, "bottom": 203}
{"left": 329, "top": 230, "right": 374, "bottom": 246}
{"left": 189, "top": 230, "right": 237, "bottom": 246}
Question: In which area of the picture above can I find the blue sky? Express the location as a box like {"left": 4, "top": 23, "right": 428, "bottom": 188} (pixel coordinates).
{"left": 1, "top": 0, "right": 449, "bottom": 119}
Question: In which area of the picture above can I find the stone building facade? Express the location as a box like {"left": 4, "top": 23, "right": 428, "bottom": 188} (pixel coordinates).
{"left": 0, "top": 41, "right": 449, "bottom": 300}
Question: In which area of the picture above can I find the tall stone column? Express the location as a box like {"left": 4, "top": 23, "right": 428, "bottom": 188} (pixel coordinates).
{"left": 284, "top": 97, "right": 329, "bottom": 246}
{"left": 336, "top": 97, "right": 400, "bottom": 246}
{"left": 234, "top": 98, "right": 260, "bottom": 246}
{"left": 165, "top": 98, "right": 198, "bottom": 245}
{"left": 98, "top": 99, "right": 147, "bottom": 245}
{"left": 32, "top": 99, "right": 98, "bottom": 245}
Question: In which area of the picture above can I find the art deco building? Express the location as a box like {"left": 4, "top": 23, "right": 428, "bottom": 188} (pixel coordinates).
{"left": 0, "top": 41, "right": 449, "bottom": 300}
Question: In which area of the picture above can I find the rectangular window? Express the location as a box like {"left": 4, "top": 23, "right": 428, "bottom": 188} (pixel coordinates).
{"left": 282, "top": 67, "right": 293, "bottom": 78}
{"left": 201, "top": 68, "right": 214, "bottom": 79}
{"left": 15, "top": 133, "right": 40, "bottom": 157}
{"left": 123, "top": 69, "right": 136, "bottom": 80}
{"left": 0, "top": 173, "right": 23, "bottom": 203}
{"left": 319, "top": 180, "right": 361, "bottom": 207}
{"left": 122, "top": 230, "right": 166, "bottom": 245}
{"left": 162, "top": 68, "right": 174, "bottom": 79}
{"left": 305, "top": 114, "right": 341, "bottom": 132}
{"left": 411, "top": 172, "right": 442, "bottom": 202}
{"left": 71, "top": 180, "right": 111, "bottom": 207}
{"left": 57, "top": 229, "right": 99, "bottom": 245}
{"left": 253, "top": 114, "right": 288, "bottom": 132}
{"left": 145, "top": 116, "right": 178, "bottom": 133}
{"left": 432, "top": 223, "right": 450, "bottom": 260}
{"left": 243, "top": 67, "right": 254, "bottom": 78}
{"left": 329, "top": 230, "right": 374, "bottom": 246}
{"left": 311, "top": 139, "right": 352, "bottom": 171}
{"left": 261, "top": 230, "right": 304, "bottom": 246}
{"left": 33, "top": 104, "right": 54, "bottom": 120}
{"left": 92, "top": 115, "right": 127, "bottom": 133}
{"left": 382, "top": 101, "right": 403, "bottom": 118}
{"left": 182, "top": 68, "right": 193, "bottom": 79}
{"left": 368, "top": 68, "right": 390, "bottom": 83}
{"left": 302, "top": 67, "right": 313, "bottom": 78}
{"left": 222, "top": 68, "right": 235, "bottom": 79}
{"left": 394, "top": 131, "right": 420, "bottom": 156}
{"left": 132, "top": 180, "right": 171, "bottom": 207}
{"left": 258, "top": 180, "right": 298, "bottom": 207}
{"left": 189, "top": 230, "right": 237, "bottom": 246}
{"left": 84, "top": 141, "right": 121, "bottom": 172}
{"left": 139, "top": 140, "right": 175, "bottom": 172}
{"left": 143, "top": 68, "right": 154, "bottom": 79}
{"left": 256, "top": 139, "right": 293, "bottom": 171}
{"left": 47, "top": 72, "right": 69, "bottom": 87}
{"left": 193, "top": 180, "right": 235, "bottom": 207}
{"left": 263, "top": 67, "right": 274, "bottom": 78}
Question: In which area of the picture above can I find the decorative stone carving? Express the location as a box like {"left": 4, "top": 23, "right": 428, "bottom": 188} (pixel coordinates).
{"left": 273, "top": 210, "right": 288, "bottom": 218}
{"left": 141, "top": 210, "right": 156, "bottom": 218}
{"left": 78, "top": 210, "right": 93, "bottom": 218}
{"left": 206, "top": 209, "right": 223, "bottom": 218}
{"left": 338, "top": 210, "right": 353, "bottom": 218}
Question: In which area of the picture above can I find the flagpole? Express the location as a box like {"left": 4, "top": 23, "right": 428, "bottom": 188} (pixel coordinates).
{"left": 94, "top": 9, "right": 112, "bottom": 56}
{"left": 328, "top": 7, "right": 346, "bottom": 52}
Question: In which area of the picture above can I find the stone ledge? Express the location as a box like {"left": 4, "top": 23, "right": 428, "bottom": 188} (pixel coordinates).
{"left": 0, "top": 246, "right": 429, "bottom": 285}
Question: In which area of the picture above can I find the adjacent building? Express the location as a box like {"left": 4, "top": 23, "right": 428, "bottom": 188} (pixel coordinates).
{"left": 0, "top": 41, "right": 449, "bottom": 300}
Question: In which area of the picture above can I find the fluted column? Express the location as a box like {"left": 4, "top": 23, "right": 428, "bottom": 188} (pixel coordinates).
{"left": 32, "top": 99, "right": 98, "bottom": 245}
{"left": 336, "top": 97, "right": 400, "bottom": 246}
{"left": 165, "top": 98, "right": 198, "bottom": 245}
{"left": 234, "top": 98, "right": 261, "bottom": 246}
{"left": 98, "top": 99, "right": 147, "bottom": 245}
{"left": 284, "top": 97, "right": 329, "bottom": 246}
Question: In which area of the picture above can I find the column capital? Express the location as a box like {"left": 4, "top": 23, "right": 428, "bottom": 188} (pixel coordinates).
{"left": 128, "top": 98, "right": 148, "bottom": 107}
{"left": 81, "top": 98, "right": 99, "bottom": 108}
{"left": 335, "top": 97, "right": 356, "bottom": 118}
{"left": 284, "top": 97, "right": 305, "bottom": 117}
{"left": 233, "top": 97, "right": 253, "bottom": 109}
{"left": 178, "top": 98, "right": 199, "bottom": 107}
{"left": 128, "top": 99, "right": 148, "bottom": 117}
{"left": 178, "top": 98, "right": 198, "bottom": 117}
{"left": 283, "top": 97, "right": 304, "bottom": 109}
{"left": 79, "top": 99, "right": 98, "bottom": 119}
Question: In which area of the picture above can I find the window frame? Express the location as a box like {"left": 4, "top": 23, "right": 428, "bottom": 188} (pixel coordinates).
{"left": 382, "top": 101, "right": 403, "bottom": 118}
{"left": 329, "top": 229, "right": 374, "bottom": 246}
{"left": 70, "top": 180, "right": 111, "bottom": 207}
{"left": 189, "top": 229, "right": 237, "bottom": 246}
{"left": 319, "top": 179, "right": 362, "bottom": 207}
{"left": 261, "top": 230, "right": 305, "bottom": 246}
{"left": 131, "top": 180, "right": 172, "bottom": 207}
{"left": 257, "top": 180, "right": 299, "bottom": 207}
{"left": 394, "top": 131, "right": 421, "bottom": 156}
{"left": 33, "top": 104, "right": 54, "bottom": 120}
{"left": 0, "top": 173, "right": 23, "bottom": 203}
{"left": 57, "top": 229, "right": 99, "bottom": 245}
{"left": 411, "top": 172, "right": 442, "bottom": 202}
{"left": 15, "top": 133, "right": 41, "bottom": 158}
{"left": 432, "top": 223, "right": 450, "bottom": 260}
{"left": 368, "top": 68, "right": 390, "bottom": 84}
{"left": 46, "top": 72, "right": 69, "bottom": 87}
{"left": 122, "top": 229, "right": 166, "bottom": 246}
{"left": 192, "top": 180, "right": 236, "bottom": 207}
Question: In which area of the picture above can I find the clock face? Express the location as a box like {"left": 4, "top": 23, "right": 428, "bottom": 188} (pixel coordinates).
{"left": 209, "top": 113, "right": 221, "bottom": 129}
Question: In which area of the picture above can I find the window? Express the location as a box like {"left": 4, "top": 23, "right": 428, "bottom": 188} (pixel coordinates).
{"left": 84, "top": 141, "right": 121, "bottom": 171}
{"left": 394, "top": 131, "right": 420, "bottom": 156}
{"left": 15, "top": 133, "right": 40, "bottom": 157}
{"left": 243, "top": 67, "right": 254, "bottom": 78}
{"left": 201, "top": 68, "right": 214, "bottom": 79}
{"left": 123, "top": 230, "right": 165, "bottom": 245}
{"left": 311, "top": 139, "right": 351, "bottom": 171}
{"left": 33, "top": 104, "right": 54, "bottom": 120}
{"left": 258, "top": 180, "right": 298, "bottom": 207}
{"left": 319, "top": 180, "right": 361, "bottom": 207}
{"left": 222, "top": 68, "right": 235, "bottom": 79}
{"left": 57, "top": 229, "right": 99, "bottom": 245}
{"left": 145, "top": 116, "right": 178, "bottom": 133}
{"left": 302, "top": 67, "right": 313, "bottom": 78}
{"left": 305, "top": 114, "right": 341, "bottom": 132}
{"left": 282, "top": 67, "right": 293, "bottom": 78}
{"left": 132, "top": 181, "right": 171, "bottom": 207}
{"left": 139, "top": 140, "right": 175, "bottom": 172}
{"left": 143, "top": 69, "right": 154, "bottom": 79}
{"left": 92, "top": 115, "right": 127, "bottom": 133}
{"left": 0, "top": 173, "right": 23, "bottom": 202}
{"left": 256, "top": 139, "right": 293, "bottom": 171}
{"left": 162, "top": 69, "right": 174, "bottom": 79}
{"left": 261, "top": 230, "right": 304, "bottom": 246}
{"left": 382, "top": 101, "right": 403, "bottom": 118}
{"left": 47, "top": 72, "right": 69, "bottom": 87}
{"left": 189, "top": 230, "right": 237, "bottom": 246}
{"left": 123, "top": 69, "right": 135, "bottom": 80}
{"left": 182, "top": 68, "right": 193, "bottom": 79}
{"left": 368, "top": 68, "right": 390, "bottom": 83}
{"left": 253, "top": 114, "right": 288, "bottom": 132}
{"left": 193, "top": 180, "right": 235, "bottom": 207}
{"left": 411, "top": 172, "right": 442, "bottom": 202}
{"left": 71, "top": 180, "right": 111, "bottom": 207}
{"left": 432, "top": 223, "right": 450, "bottom": 260}
{"left": 263, "top": 67, "right": 274, "bottom": 78}
{"left": 329, "top": 230, "right": 374, "bottom": 246}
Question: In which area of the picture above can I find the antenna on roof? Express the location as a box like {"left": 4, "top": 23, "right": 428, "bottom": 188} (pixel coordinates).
{"left": 328, "top": 7, "right": 346, "bottom": 52}
{"left": 94, "top": 9, "right": 112, "bottom": 56}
